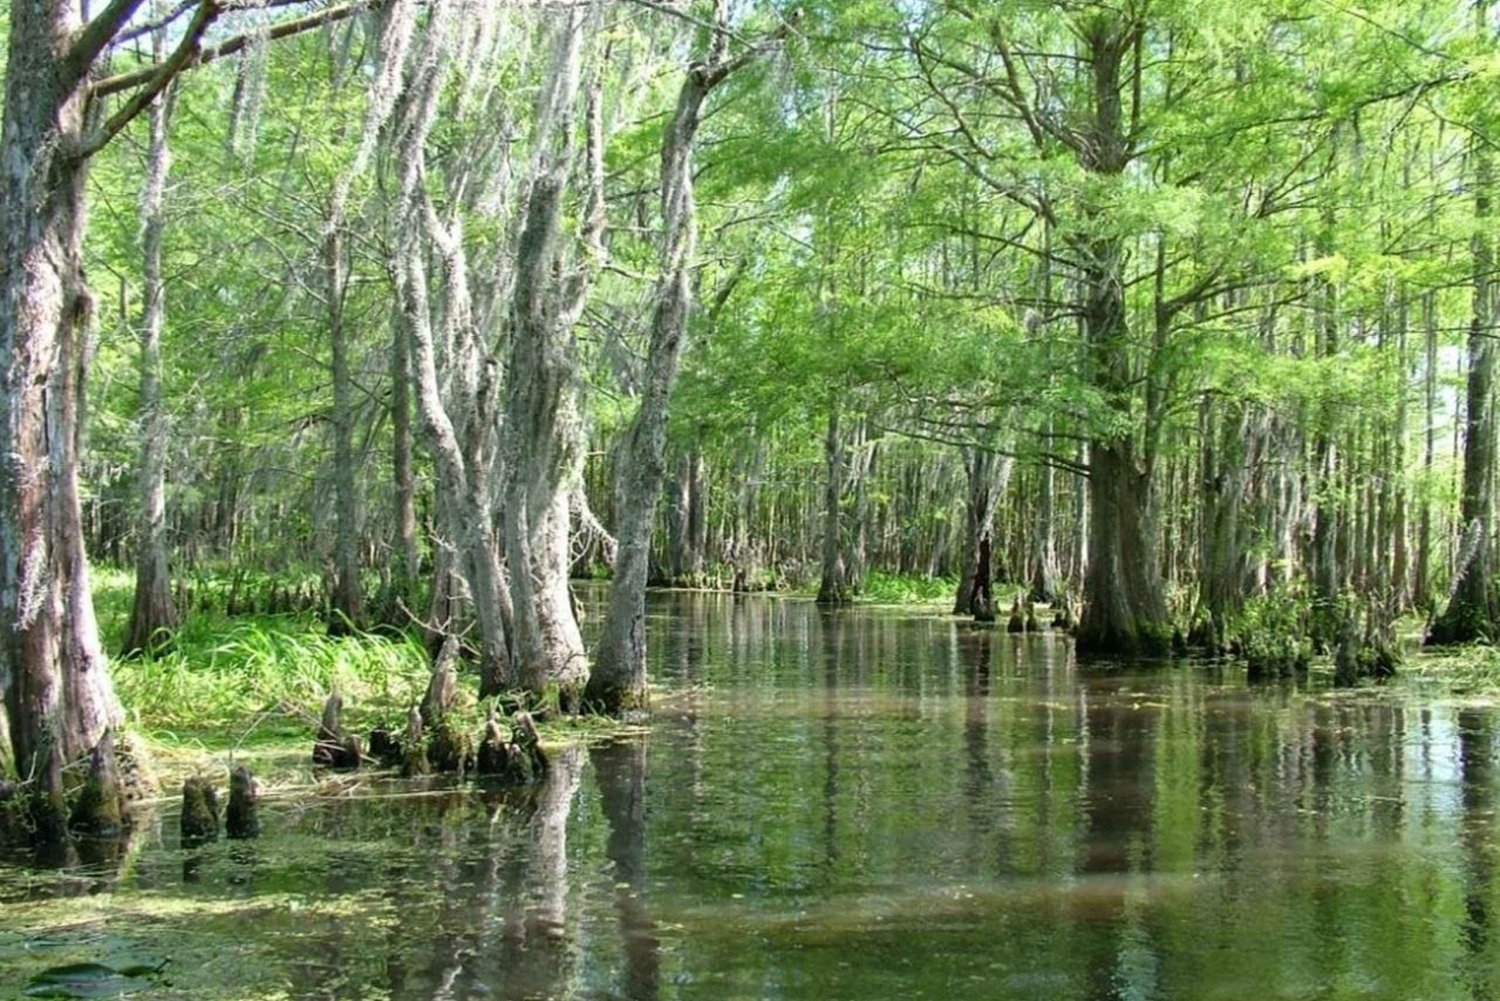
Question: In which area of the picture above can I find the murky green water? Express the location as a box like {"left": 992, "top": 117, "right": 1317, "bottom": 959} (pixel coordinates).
{"left": 4, "top": 592, "right": 1500, "bottom": 999}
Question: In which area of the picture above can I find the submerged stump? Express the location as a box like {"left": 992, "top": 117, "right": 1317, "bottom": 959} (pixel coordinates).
{"left": 429, "top": 718, "right": 473, "bottom": 776}
{"left": 313, "top": 692, "right": 361, "bottom": 770}
{"left": 180, "top": 776, "right": 220, "bottom": 848}
{"left": 401, "top": 707, "right": 431, "bottom": 778}
{"left": 369, "top": 726, "right": 402, "bottom": 769}
{"left": 476, "top": 706, "right": 547, "bottom": 785}
{"left": 1006, "top": 596, "right": 1025, "bottom": 634}
{"left": 226, "top": 766, "right": 260, "bottom": 839}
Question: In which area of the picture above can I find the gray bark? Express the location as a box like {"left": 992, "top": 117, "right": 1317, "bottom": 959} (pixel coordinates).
{"left": 816, "top": 406, "right": 848, "bottom": 605}
{"left": 122, "top": 62, "right": 178, "bottom": 657}
{"left": 388, "top": 7, "right": 513, "bottom": 691}
{"left": 502, "top": 6, "right": 594, "bottom": 703}
{"left": 589, "top": 9, "right": 777, "bottom": 710}
{"left": 0, "top": 0, "right": 210, "bottom": 836}
{"left": 390, "top": 308, "right": 419, "bottom": 602}
{"left": 326, "top": 223, "right": 365, "bottom": 634}
{"left": 954, "top": 449, "right": 1013, "bottom": 616}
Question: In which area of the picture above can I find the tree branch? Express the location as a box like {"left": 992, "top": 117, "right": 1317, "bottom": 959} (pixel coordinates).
{"left": 65, "top": 0, "right": 152, "bottom": 83}
{"left": 74, "top": 0, "right": 222, "bottom": 160}
{"left": 92, "top": 0, "right": 387, "bottom": 100}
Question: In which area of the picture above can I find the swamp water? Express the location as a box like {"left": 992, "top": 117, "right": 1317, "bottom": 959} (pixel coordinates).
{"left": 3, "top": 591, "right": 1500, "bottom": 1000}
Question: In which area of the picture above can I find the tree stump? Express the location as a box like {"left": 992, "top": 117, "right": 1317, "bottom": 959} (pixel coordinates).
{"left": 368, "top": 727, "right": 402, "bottom": 768}
{"left": 476, "top": 706, "right": 546, "bottom": 785}
{"left": 429, "top": 718, "right": 473, "bottom": 776}
{"left": 226, "top": 766, "right": 260, "bottom": 839}
{"left": 1006, "top": 596, "right": 1025, "bottom": 634}
{"left": 313, "top": 691, "right": 345, "bottom": 767}
{"left": 400, "top": 707, "right": 431, "bottom": 778}
{"left": 420, "top": 635, "right": 461, "bottom": 730}
{"left": 313, "top": 692, "right": 361, "bottom": 769}
{"left": 180, "top": 776, "right": 220, "bottom": 848}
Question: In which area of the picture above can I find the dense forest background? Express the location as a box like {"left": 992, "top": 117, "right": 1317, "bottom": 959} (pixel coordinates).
{"left": 6, "top": 0, "right": 1500, "bottom": 836}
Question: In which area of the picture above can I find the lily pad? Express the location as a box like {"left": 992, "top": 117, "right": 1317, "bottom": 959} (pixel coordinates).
{"left": 23, "top": 960, "right": 163, "bottom": 998}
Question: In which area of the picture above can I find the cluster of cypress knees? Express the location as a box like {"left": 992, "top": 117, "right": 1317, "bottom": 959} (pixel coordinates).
{"left": 179, "top": 766, "right": 261, "bottom": 848}
{"left": 179, "top": 637, "right": 548, "bottom": 848}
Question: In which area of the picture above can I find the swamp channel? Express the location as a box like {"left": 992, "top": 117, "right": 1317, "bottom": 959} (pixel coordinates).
{"left": 2, "top": 590, "right": 1499, "bottom": 1000}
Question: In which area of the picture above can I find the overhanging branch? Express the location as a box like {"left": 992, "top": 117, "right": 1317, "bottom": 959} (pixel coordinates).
{"left": 92, "top": 0, "right": 388, "bottom": 100}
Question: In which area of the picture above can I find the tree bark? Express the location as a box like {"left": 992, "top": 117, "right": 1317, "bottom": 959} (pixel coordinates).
{"left": 386, "top": 12, "right": 514, "bottom": 691}
{"left": 326, "top": 222, "right": 365, "bottom": 635}
{"left": 503, "top": 7, "right": 593, "bottom": 704}
{"left": 122, "top": 66, "right": 178, "bottom": 657}
{"left": 1070, "top": 18, "right": 1170, "bottom": 654}
{"left": 390, "top": 307, "right": 419, "bottom": 605}
{"left": 1415, "top": 290, "right": 1438, "bottom": 609}
{"left": 1429, "top": 115, "right": 1498, "bottom": 644}
{"left": 953, "top": 449, "right": 1011, "bottom": 615}
{"left": 589, "top": 19, "right": 765, "bottom": 710}
{"left": 815, "top": 406, "right": 848, "bottom": 605}
{"left": 1, "top": 0, "right": 134, "bottom": 834}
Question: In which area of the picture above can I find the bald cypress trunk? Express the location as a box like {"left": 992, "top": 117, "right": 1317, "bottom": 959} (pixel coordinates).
{"left": 122, "top": 68, "right": 178, "bottom": 657}
{"left": 1070, "top": 19, "right": 1169, "bottom": 654}
{"left": 1, "top": 1, "right": 134, "bottom": 835}
{"left": 390, "top": 309, "right": 419, "bottom": 606}
{"left": 1429, "top": 121, "right": 1498, "bottom": 644}
{"left": 503, "top": 9, "right": 593, "bottom": 704}
{"left": 816, "top": 407, "right": 849, "bottom": 606}
{"left": 326, "top": 223, "right": 365, "bottom": 635}
{"left": 588, "top": 12, "right": 784, "bottom": 711}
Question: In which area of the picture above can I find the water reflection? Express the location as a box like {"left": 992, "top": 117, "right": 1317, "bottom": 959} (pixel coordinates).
{"left": 592, "top": 738, "right": 660, "bottom": 1000}
{"left": 4, "top": 591, "right": 1500, "bottom": 1000}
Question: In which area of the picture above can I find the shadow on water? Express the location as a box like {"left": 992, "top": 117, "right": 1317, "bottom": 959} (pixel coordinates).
{"left": 4, "top": 590, "right": 1500, "bottom": 1000}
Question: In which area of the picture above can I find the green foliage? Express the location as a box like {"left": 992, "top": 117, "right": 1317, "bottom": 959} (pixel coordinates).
{"left": 1236, "top": 585, "right": 1313, "bottom": 681}
{"left": 858, "top": 571, "right": 959, "bottom": 605}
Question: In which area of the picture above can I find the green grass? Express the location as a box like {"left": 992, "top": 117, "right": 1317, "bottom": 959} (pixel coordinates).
{"left": 858, "top": 570, "right": 960, "bottom": 604}
{"left": 87, "top": 566, "right": 634, "bottom": 789}
{"left": 94, "top": 566, "right": 430, "bottom": 735}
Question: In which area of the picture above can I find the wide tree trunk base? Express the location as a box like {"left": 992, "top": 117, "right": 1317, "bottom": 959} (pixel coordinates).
{"left": 1425, "top": 594, "right": 1497, "bottom": 646}
{"left": 1075, "top": 620, "right": 1172, "bottom": 657}
{"left": 583, "top": 676, "right": 649, "bottom": 716}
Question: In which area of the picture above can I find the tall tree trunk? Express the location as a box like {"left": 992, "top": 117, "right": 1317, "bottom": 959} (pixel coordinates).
{"left": 1310, "top": 211, "right": 1343, "bottom": 644}
{"left": 326, "top": 223, "right": 364, "bottom": 635}
{"left": 954, "top": 449, "right": 1011, "bottom": 615}
{"left": 685, "top": 443, "right": 708, "bottom": 585}
{"left": 1, "top": 0, "right": 145, "bottom": 837}
{"left": 390, "top": 308, "right": 419, "bottom": 605}
{"left": 1071, "top": 19, "right": 1169, "bottom": 654}
{"left": 589, "top": 16, "right": 774, "bottom": 710}
{"left": 503, "top": 8, "right": 593, "bottom": 704}
{"left": 1194, "top": 396, "right": 1249, "bottom": 650}
{"left": 1415, "top": 290, "right": 1438, "bottom": 609}
{"left": 387, "top": 13, "right": 514, "bottom": 692}
{"left": 815, "top": 406, "right": 848, "bottom": 605}
{"left": 122, "top": 69, "right": 178, "bottom": 657}
{"left": 844, "top": 422, "right": 875, "bottom": 594}
{"left": 1429, "top": 112, "right": 1498, "bottom": 644}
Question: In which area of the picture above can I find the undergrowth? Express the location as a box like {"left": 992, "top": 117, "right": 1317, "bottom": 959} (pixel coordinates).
{"left": 851, "top": 571, "right": 961, "bottom": 605}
